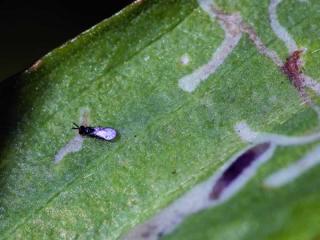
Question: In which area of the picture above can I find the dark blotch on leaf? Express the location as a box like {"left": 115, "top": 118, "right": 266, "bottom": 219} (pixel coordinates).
{"left": 209, "top": 142, "right": 271, "bottom": 200}
{"left": 282, "top": 50, "right": 303, "bottom": 90}
{"left": 141, "top": 225, "right": 157, "bottom": 239}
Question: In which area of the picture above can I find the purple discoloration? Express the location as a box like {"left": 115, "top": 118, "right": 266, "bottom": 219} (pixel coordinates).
{"left": 210, "top": 142, "right": 271, "bottom": 199}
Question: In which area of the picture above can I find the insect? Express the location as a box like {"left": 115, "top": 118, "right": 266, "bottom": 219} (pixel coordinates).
{"left": 72, "top": 123, "right": 118, "bottom": 141}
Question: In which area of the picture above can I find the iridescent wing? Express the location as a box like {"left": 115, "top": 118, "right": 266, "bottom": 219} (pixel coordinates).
{"left": 92, "top": 127, "right": 117, "bottom": 141}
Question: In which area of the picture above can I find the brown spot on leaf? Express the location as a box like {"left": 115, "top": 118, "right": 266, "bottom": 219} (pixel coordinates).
{"left": 312, "top": 233, "right": 320, "bottom": 240}
{"left": 28, "top": 59, "right": 43, "bottom": 72}
{"left": 211, "top": 5, "right": 283, "bottom": 66}
{"left": 282, "top": 50, "right": 304, "bottom": 90}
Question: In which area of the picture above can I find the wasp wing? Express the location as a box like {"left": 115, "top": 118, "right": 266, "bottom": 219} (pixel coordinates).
{"left": 92, "top": 127, "right": 117, "bottom": 141}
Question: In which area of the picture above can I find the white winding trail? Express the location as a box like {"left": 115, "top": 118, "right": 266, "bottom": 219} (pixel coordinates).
{"left": 241, "top": 24, "right": 283, "bottom": 67}
{"left": 269, "top": 0, "right": 320, "bottom": 97}
{"left": 239, "top": 0, "right": 320, "bottom": 185}
{"left": 234, "top": 120, "right": 320, "bottom": 188}
{"left": 126, "top": 1, "right": 320, "bottom": 238}
{"left": 269, "top": 0, "right": 298, "bottom": 53}
{"left": 234, "top": 121, "right": 259, "bottom": 143}
{"left": 124, "top": 143, "right": 276, "bottom": 240}
{"left": 264, "top": 144, "right": 320, "bottom": 188}
{"left": 179, "top": 0, "right": 283, "bottom": 93}
{"left": 54, "top": 108, "right": 89, "bottom": 163}
{"left": 54, "top": 135, "right": 84, "bottom": 163}
{"left": 303, "top": 74, "right": 320, "bottom": 96}
{"left": 178, "top": 0, "right": 242, "bottom": 92}
{"left": 235, "top": 121, "right": 320, "bottom": 146}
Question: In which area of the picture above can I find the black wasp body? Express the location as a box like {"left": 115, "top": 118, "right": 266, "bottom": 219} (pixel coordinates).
{"left": 72, "top": 123, "right": 118, "bottom": 141}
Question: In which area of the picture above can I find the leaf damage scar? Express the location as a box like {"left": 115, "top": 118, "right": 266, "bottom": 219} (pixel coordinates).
{"left": 210, "top": 142, "right": 271, "bottom": 199}
{"left": 281, "top": 49, "right": 320, "bottom": 116}
{"left": 268, "top": 0, "right": 320, "bottom": 108}
{"left": 126, "top": 0, "right": 320, "bottom": 238}
{"left": 282, "top": 50, "right": 304, "bottom": 93}
{"left": 234, "top": 120, "right": 320, "bottom": 188}
{"left": 124, "top": 142, "right": 276, "bottom": 239}
{"left": 54, "top": 110, "right": 88, "bottom": 163}
{"left": 269, "top": 0, "right": 297, "bottom": 53}
{"left": 264, "top": 144, "right": 320, "bottom": 188}
{"left": 178, "top": 0, "right": 282, "bottom": 92}
{"left": 54, "top": 135, "right": 84, "bottom": 164}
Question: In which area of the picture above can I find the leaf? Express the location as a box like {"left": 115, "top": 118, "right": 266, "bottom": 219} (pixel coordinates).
{"left": 1, "top": 0, "right": 320, "bottom": 239}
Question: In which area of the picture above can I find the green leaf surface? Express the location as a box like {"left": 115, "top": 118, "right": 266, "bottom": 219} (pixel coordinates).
{"left": 1, "top": 0, "right": 320, "bottom": 239}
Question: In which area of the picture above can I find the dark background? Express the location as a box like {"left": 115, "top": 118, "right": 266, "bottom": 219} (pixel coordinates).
{"left": 0, "top": 0, "right": 135, "bottom": 81}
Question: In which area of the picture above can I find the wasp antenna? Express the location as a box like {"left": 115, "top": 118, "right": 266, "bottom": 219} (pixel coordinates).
{"left": 72, "top": 122, "right": 79, "bottom": 128}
